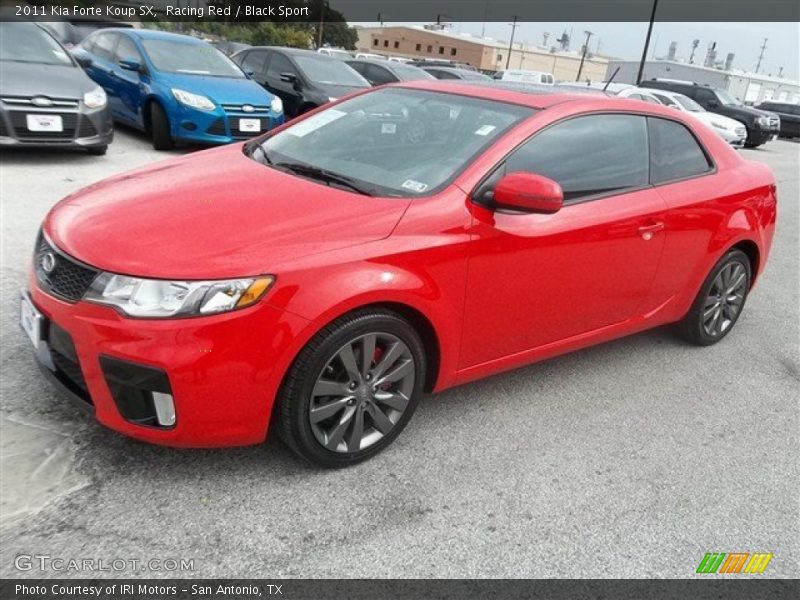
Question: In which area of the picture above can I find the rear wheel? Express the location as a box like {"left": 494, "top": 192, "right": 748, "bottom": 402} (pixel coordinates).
{"left": 276, "top": 309, "right": 426, "bottom": 468}
{"left": 678, "top": 249, "right": 751, "bottom": 346}
{"left": 150, "top": 102, "right": 174, "bottom": 150}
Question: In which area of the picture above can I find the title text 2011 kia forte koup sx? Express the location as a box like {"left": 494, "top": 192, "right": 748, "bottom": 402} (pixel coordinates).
{"left": 22, "top": 82, "right": 777, "bottom": 467}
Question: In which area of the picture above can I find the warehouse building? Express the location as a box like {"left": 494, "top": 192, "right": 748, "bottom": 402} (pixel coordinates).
{"left": 355, "top": 25, "right": 609, "bottom": 82}
{"left": 606, "top": 59, "right": 800, "bottom": 105}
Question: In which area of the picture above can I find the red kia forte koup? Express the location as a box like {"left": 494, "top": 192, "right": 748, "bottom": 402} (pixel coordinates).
{"left": 22, "top": 82, "right": 777, "bottom": 467}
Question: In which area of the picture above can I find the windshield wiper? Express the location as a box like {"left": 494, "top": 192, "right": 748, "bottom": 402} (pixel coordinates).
{"left": 274, "top": 161, "right": 375, "bottom": 196}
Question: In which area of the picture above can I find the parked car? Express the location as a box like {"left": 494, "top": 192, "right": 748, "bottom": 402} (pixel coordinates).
{"left": 210, "top": 40, "right": 251, "bottom": 57}
{"left": 345, "top": 58, "right": 434, "bottom": 85}
{"left": 420, "top": 66, "right": 492, "bottom": 81}
{"left": 317, "top": 47, "right": 353, "bottom": 59}
{"left": 23, "top": 82, "right": 776, "bottom": 467}
{"left": 616, "top": 87, "right": 663, "bottom": 104}
{"left": 355, "top": 53, "right": 386, "bottom": 61}
{"left": 387, "top": 57, "right": 413, "bottom": 64}
{"left": 408, "top": 59, "right": 478, "bottom": 71}
{"left": 643, "top": 88, "right": 747, "bottom": 146}
{"left": 754, "top": 100, "right": 800, "bottom": 138}
{"left": 73, "top": 29, "right": 283, "bottom": 150}
{"left": 0, "top": 20, "right": 112, "bottom": 154}
{"left": 231, "top": 47, "right": 370, "bottom": 118}
{"left": 39, "top": 20, "right": 133, "bottom": 48}
{"left": 640, "top": 80, "right": 780, "bottom": 147}
{"left": 494, "top": 69, "right": 554, "bottom": 85}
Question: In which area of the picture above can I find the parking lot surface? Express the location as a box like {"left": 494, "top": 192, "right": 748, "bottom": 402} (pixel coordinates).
{"left": 1, "top": 130, "right": 798, "bottom": 578}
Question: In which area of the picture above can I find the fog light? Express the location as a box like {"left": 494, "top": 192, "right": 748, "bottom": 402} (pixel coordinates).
{"left": 152, "top": 392, "right": 176, "bottom": 427}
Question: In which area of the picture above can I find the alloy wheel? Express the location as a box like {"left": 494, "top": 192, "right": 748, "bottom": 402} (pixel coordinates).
{"left": 702, "top": 261, "right": 748, "bottom": 337}
{"left": 309, "top": 333, "right": 415, "bottom": 453}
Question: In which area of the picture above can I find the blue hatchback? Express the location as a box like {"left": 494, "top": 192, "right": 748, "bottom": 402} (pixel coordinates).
{"left": 73, "top": 29, "right": 284, "bottom": 149}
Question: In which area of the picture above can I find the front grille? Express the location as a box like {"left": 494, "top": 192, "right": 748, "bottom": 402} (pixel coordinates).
{"left": 9, "top": 111, "right": 78, "bottom": 141}
{"left": 1, "top": 95, "right": 79, "bottom": 108}
{"left": 34, "top": 233, "right": 100, "bottom": 303}
{"left": 206, "top": 117, "right": 227, "bottom": 136}
{"left": 77, "top": 118, "right": 97, "bottom": 138}
{"left": 206, "top": 116, "right": 273, "bottom": 139}
{"left": 221, "top": 103, "right": 270, "bottom": 113}
{"left": 735, "top": 127, "right": 746, "bottom": 136}
{"left": 48, "top": 322, "right": 92, "bottom": 405}
{"left": 768, "top": 116, "right": 780, "bottom": 129}
{"left": 0, "top": 114, "right": 7, "bottom": 137}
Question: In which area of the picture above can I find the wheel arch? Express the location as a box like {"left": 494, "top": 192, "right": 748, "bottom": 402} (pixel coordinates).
{"left": 730, "top": 239, "right": 760, "bottom": 287}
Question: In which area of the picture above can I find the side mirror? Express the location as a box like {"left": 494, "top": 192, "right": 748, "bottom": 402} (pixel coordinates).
{"left": 244, "top": 69, "right": 254, "bottom": 79}
{"left": 119, "top": 59, "right": 142, "bottom": 73}
{"left": 492, "top": 172, "right": 563, "bottom": 214}
{"left": 280, "top": 72, "right": 298, "bottom": 84}
{"left": 75, "top": 55, "right": 93, "bottom": 69}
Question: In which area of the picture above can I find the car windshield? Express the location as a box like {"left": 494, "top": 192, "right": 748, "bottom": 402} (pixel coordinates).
{"left": 0, "top": 22, "right": 73, "bottom": 66}
{"left": 675, "top": 95, "right": 705, "bottom": 112}
{"left": 716, "top": 88, "right": 741, "bottom": 106}
{"left": 250, "top": 88, "right": 534, "bottom": 197}
{"left": 141, "top": 39, "right": 244, "bottom": 77}
{"left": 391, "top": 64, "right": 434, "bottom": 81}
{"left": 294, "top": 55, "right": 368, "bottom": 86}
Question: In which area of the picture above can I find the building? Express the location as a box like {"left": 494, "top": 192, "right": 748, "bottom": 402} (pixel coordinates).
{"left": 355, "top": 25, "right": 609, "bottom": 82}
{"left": 606, "top": 59, "right": 800, "bottom": 105}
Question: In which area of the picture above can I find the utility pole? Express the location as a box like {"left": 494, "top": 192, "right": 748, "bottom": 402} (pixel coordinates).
{"left": 575, "top": 30, "right": 594, "bottom": 81}
{"left": 317, "top": 0, "right": 326, "bottom": 49}
{"left": 636, "top": 0, "right": 659, "bottom": 84}
{"left": 480, "top": 1, "right": 489, "bottom": 38}
{"left": 689, "top": 39, "right": 699, "bottom": 64}
{"left": 755, "top": 38, "right": 768, "bottom": 73}
{"left": 505, "top": 16, "right": 519, "bottom": 69}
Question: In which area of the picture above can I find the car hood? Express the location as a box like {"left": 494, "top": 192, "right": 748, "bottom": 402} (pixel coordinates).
{"left": 44, "top": 145, "right": 411, "bottom": 280}
{"left": 0, "top": 61, "right": 96, "bottom": 98}
{"left": 719, "top": 104, "right": 772, "bottom": 120}
{"left": 691, "top": 111, "right": 744, "bottom": 130}
{"left": 158, "top": 71, "right": 276, "bottom": 105}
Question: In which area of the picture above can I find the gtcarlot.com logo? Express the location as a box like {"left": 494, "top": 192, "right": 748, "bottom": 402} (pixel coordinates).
{"left": 15, "top": 554, "right": 195, "bottom": 573}
{"left": 696, "top": 552, "right": 773, "bottom": 574}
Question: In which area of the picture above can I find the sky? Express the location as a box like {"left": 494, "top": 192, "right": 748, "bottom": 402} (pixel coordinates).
{"left": 359, "top": 22, "right": 800, "bottom": 80}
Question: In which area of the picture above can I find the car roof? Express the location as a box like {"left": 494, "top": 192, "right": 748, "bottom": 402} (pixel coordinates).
{"left": 121, "top": 29, "right": 209, "bottom": 44}
{"left": 394, "top": 80, "right": 634, "bottom": 109}
{"left": 247, "top": 46, "right": 334, "bottom": 59}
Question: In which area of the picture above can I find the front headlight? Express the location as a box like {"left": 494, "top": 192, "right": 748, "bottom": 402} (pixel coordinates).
{"left": 171, "top": 88, "right": 216, "bottom": 111}
{"left": 757, "top": 116, "right": 770, "bottom": 127}
{"left": 83, "top": 86, "right": 107, "bottom": 109}
{"left": 328, "top": 97, "right": 338, "bottom": 102}
{"left": 84, "top": 274, "right": 274, "bottom": 318}
{"left": 270, "top": 96, "right": 283, "bottom": 113}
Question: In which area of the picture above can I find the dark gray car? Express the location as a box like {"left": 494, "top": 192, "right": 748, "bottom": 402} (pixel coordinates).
{"left": 0, "top": 21, "right": 113, "bottom": 154}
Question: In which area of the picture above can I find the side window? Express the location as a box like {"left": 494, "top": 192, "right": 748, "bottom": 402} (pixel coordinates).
{"left": 92, "top": 33, "right": 118, "bottom": 61}
{"left": 347, "top": 61, "right": 367, "bottom": 76}
{"left": 266, "top": 52, "right": 297, "bottom": 79}
{"left": 365, "top": 64, "right": 396, "bottom": 85}
{"left": 694, "top": 88, "right": 717, "bottom": 107}
{"left": 504, "top": 114, "right": 649, "bottom": 202}
{"left": 241, "top": 50, "right": 268, "bottom": 74}
{"left": 648, "top": 117, "right": 712, "bottom": 184}
{"left": 80, "top": 32, "right": 97, "bottom": 53}
{"left": 114, "top": 36, "right": 140, "bottom": 64}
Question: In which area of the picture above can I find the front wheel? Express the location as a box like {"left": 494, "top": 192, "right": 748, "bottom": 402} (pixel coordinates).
{"left": 678, "top": 249, "right": 751, "bottom": 346}
{"left": 150, "top": 102, "right": 174, "bottom": 150}
{"left": 276, "top": 309, "right": 426, "bottom": 468}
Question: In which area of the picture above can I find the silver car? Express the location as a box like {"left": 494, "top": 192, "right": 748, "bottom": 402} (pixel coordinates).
{"left": 0, "top": 21, "right": 113, "bottom": 154}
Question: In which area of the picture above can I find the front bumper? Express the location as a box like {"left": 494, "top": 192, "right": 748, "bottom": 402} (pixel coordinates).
{"left": 26, "top": 272, "right": 311, "bottom": 447}
{"left": 0, "top": 104, "right": 112, "bottom": 149}
{"left": 169, "top": 103, "right": 284, "bottom": 145}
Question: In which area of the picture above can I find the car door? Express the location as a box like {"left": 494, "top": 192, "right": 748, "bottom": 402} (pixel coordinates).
{"left": 109, "top": 34, "right": 144, "bottom": 125}
{"left": 263, "top": 51, "right": 304, "bottom": 117}
{"left": 460, "top": 113, "right": 668, "bottom": 368}
{"left": 82, "top": 32, "right": 119, "bottom": 102}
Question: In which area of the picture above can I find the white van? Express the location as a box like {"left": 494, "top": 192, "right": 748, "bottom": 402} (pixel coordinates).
{"left": 495, "top": 70, "right": 555, "bottom": 85}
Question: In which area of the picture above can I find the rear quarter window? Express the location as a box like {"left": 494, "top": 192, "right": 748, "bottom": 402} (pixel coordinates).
{"left": 648, "top": 117, "right": 713, "bottom": 184}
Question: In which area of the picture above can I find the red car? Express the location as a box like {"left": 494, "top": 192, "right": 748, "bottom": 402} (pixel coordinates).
{"left": 22, "top": 82, "right": 777, "bottom": 467}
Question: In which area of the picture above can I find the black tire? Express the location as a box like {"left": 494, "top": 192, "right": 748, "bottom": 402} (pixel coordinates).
{"left": 743, "top": 142, "right": 761, "bottom": 149}
{"left": 86, "top": 145, "right": 107, "bottom": 156}
{"left": 276, "top": 309, "right": 426, "bottom": 468}
{"left": 678, "top": 249, "right": 752, "bottom": 346}
{"left": 150, "top": 102, "right": 174, "bottom": 150}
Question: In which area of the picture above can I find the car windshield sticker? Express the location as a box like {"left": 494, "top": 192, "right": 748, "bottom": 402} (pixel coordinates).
{"left": 381, "top": 122, "right": 397, "bottom": 134}
{"left": 402, "top": 179, "right": 429, "bottom": 193}
{"left": 288, "top": 109, "right": 347, "bottom": 137}
{"left": 475, "top": 124, "right": 496, "bottom": 136}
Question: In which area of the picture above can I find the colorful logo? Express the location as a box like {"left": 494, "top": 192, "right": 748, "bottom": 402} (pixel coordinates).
{"left": 696, "top": 552, "right": 773, "bottom": 574}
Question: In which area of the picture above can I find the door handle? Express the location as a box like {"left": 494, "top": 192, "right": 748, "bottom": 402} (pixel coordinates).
{"left": 638, "top": 222, "right": 664, "bottom": 240}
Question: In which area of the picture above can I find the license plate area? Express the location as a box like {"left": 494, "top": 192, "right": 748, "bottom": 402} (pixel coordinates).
{"left": 239, "top": 118, "right": 260, "bottom": 132}
{"left": 20, "top": 291, "right": 43, "bottom": 349}
{"left": 26, "top": 114, "right": 63, "bottom": 132}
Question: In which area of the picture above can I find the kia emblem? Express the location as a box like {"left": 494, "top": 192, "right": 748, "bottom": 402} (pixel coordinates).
{"left": 242, "top": 104, "right": 255, "bottom": 113}
{"left": 41, "top": 252, "right": 56, "bottom": 274}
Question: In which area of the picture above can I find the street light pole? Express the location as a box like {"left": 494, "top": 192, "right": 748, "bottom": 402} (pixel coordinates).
{"left": 317, "top": 0, "right": 326, "bottom": 49}
{"left": 506, "top": 16, "right": 518, "bottom": 70}
{"left": 636, "top": 0, "right": 660, "bottom": 84}
{"left": 575, "top": 30, "right": 594, "bottom": 81}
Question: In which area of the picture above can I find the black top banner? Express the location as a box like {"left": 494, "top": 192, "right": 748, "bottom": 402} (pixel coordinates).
{"left": 2, "top": 0, "right": 800, "bottom": 23}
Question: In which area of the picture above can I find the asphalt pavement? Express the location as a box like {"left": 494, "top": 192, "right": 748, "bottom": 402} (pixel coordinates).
{"left": 1, "top": 129, "right": 798, "bottom": 578}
